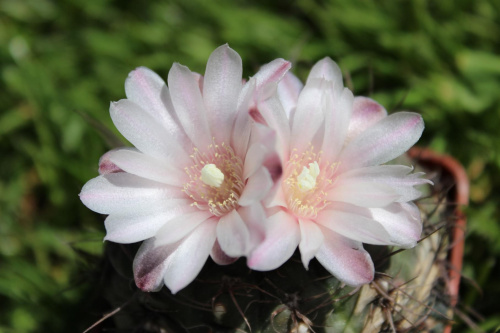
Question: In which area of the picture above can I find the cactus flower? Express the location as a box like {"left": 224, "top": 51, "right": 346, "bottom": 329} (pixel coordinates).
{"left": 80, "top": 45, "right": 290, "bottom": 294}
{"left": 248, "top": 58, "right": 431, "bottom": 286}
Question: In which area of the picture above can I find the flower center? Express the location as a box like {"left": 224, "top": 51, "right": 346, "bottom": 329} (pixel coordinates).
{"left": 283, "top": 146, "right": 339, "bottom": 218}
{"left": 183, "top": 140, "right": 244, "bottom": 217}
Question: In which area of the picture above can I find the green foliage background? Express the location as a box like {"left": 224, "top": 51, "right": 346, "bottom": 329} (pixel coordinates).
{"left": 1, "top": 0, "right": 499, "bottom": 331}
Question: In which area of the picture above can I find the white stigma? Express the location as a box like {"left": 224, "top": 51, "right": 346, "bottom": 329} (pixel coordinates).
{"left": 297, "top": 161, "right": 320, "bottom": 192}
{"left": 201, "top": 164, "right": 225, "bottom": 188}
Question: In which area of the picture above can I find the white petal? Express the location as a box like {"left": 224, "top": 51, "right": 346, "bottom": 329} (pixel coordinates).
{"left": 321, "top": 87, "right": 354, "bottom": 162}
{"left": 104, "top": 207, "right": 198, "bottom": 244}
{"left": 168, "top": 63, "right": 212, "bottom": 150}
{"left": 163, "top": 218, "right": 218, "bottom": 294}
{"left": 339, "top": 112, "right": 424, "bottom": 171}
{"left": 238, "top": 167, "right": 273, "bottom": 206}
{"left": 336, "top": 165, "right": 432, "bottom": 202}
{"left": 369, "top": 202, "right": 422, "bottom": 248}
{"left": 203, "top": 44, "right": 242, "bottom": 144}
{"left": 79, "top": 173, "right": 187, "bottom": 215}
{"left": 306, "top": 57, "right": 343, "bottom": 91}
{"left": 211, "top": 240, "right": 238, "bottom": 265}
{"left": 216, "top": 210, "right": 251, "bottom": 257}
{"left": 277, "top": 71, "right": 303, "bottom": 120}
{"left": 133, "top": 238, "right": 174, "bottom": 292}
{"left": 251, "top": 58, "right": 292, "bottom": 96}
{"left": 232, "top": 78, "right": 255, "bottom": 157}
{"left": 315, "top": 226, "right": 374, "bottom": 286}
{"left": 298, "top": 219, "right": 324, "bottom": 269}
{"left": 154, "top": 210, "right": 214, "bottom": 246}
{"left": 317, "top": 203, "right": 396, "bottom": 245}
{"left": 109, "top": 99, "right": 191, "bottom": 164}
{"left": 247, "top": 211, "right": 300, "bottom": 271}
{"left": 125, "top": 67, "right": 191, "bottom": 151}
{"left": 327, "top": 179, "right": 401, "bottom": 208}
{"left": 98, "top": 149, "right": 124, "bottom": 175}
{"left": 290, "top": 78, "right": 328, "bottom": 154}
{"left": 346, "top": 96, "right": 387, "bottom": 144}
{"left": 237, "top": 204, "right": 266, "bottom": 252}
{"left": 106, "top": 148, "right": 188, "bottom": 187}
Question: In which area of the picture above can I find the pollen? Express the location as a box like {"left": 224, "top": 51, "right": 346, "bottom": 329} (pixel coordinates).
{"left": 283, "top": 145, "right": 339, "bottom": 218}
{"left": 183, "top": 139, "right": 244, "bottom": 217}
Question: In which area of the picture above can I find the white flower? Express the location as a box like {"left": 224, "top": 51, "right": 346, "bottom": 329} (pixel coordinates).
{"left": 247, "top": 58, "right": 431, "bottom": 286}
{"left": 80, "top": 45, "right": 290, "bottom": 293}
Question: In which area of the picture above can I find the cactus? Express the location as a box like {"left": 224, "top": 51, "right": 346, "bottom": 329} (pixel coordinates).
{"left": 86, "top": 150, "right": 463, "bottom": 333}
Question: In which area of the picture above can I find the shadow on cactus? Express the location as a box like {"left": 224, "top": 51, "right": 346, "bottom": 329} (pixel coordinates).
{"left": 84, "top": 148, "right": 466, "bottom": 333}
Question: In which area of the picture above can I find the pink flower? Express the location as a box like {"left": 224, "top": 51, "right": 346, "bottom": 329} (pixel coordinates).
{"left": 248, "top": 58, "right": 431, "bottom": 286}
{"left": 80, "top": 45, "right": 290, "bottom": 294}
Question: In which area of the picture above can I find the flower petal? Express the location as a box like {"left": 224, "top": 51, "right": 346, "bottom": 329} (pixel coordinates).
{"left": 231, "top": 78, "right": 255, "bottom": 157}
{"left": 168, "top": 63, "right": 212, "bottom": 150}
{"left": 327, "top": 179, "right": 401, "bottom": 208}
{"left": 203, "top": 44, "right": 242, "bottom": 144}
{"left": 103, "top": 205, "right": 198, "bottom": 244}
{"left": 133, "top": 218, "right": 217, "bottom": 294}
{"left": 216, "top": 210, "right": 251, "bottom": 257}
{"left": 298, "top": 219, "right": 324, "bottom": 269}
{"left": 277, "top": 71, "right": 303, "bottom": 121}
{"left": 346, "top": 96, "right": 387, "bottom": 144}
{"left": 163, "top": 219, "right": 217, "bottom": 294}
{"left": 306, "top": 57, "right": 343, "bottom": 91}
{"left": 290, "top": 78, "right": 328, "bottom": 154}
{"left": 321, "top": 87, "right": 354, "bottom": 162}
{"left": 154, "top": 210, "right": 214, "bottom": 246}
{"left": 251, "top": 58, "right": 291, "bottom": 97}
{"left": 211, "top": 240, "right": 238, "bottom": 265}
{"left": 79, "top": 173, "right": 187, "bottom": 215}
{"left": 98, "top": 149, "right": 124, "bottom": 175}
{"left": 339, "top": 112, "right": 424, "bottom": 171}
{"left": 315, "top": 226, "right": 374, "bottom": 286}
{"left": 317, "top": 203, "right": 396, "bottom": 245}
{"left": 109, "top": 99, "right": 191, "bottom": 164}
{"left": 336, "top": 165, "right": 432, "bottom": 202}
{"left": 124, "top": 67, "right": 190, "bottom": 151}
{"left": 106, "top": 148, "right": 188, "bottom": 187}
{"left": 369, "top": 202, "right": 422, "bottom": 248}
{"left": 247, "top": 211, "right": 300, "bottom": 271}
{"left": 237, "top": 204, "right": 266, "bottom": 252}
{"left": 238, "top": 167, "right": 273, "bottom": 206}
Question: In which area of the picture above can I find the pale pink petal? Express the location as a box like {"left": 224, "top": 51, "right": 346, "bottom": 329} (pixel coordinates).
{"left": 237, "top": 204, "right": 266, "bottom": 251}
{"left": 315, "top": 226, "right": 374, "bottom": 286}
{"left": 290, "top": 78, "right": 328, "bottom": 153}
{"left": 250, "top": 95, "right": 291, "bottom": 161}
{"left": 247, "top": 211, "right": 300, "bottom": 271}
{"left": 369, "top": 202, "right": 422, "bottom": 248}
{"left": 103, "top": 206, "right": 198, "bottom": 244}
{"left": 154, "top": 210, "right": 214, "bottom": 246}
{"left": 211, "top": 240, "right": 238, "bottom": 265}
{"left": 79, "top": 173, "right": 187, "bottom": 215}
{"left": 327, "top": 179, "right": 401, "bottom": 208}
{"left": 98, "top": 149, "right": 124, "bottom": 175}
{"left": 238, "top": 167, "right": 273, "bottom": 206}
{"left": 231, "top": 78, "right": 255, "bottom": 157}
{"left": 133, "top": 218, "right": 217, "bottom": 294}
{"left": 216, "top": 210, "right": 250, "bottom": 257}
{"left": 317, "top": 203, "right": 395, "bottom": 245}
{"left": 277, "top": 71, "right": 303, "bottom": 120}
{"left": 106, "top": 148, "right": 188, "bottom": 187}
{"left": 251, "top": 58, "right": 291, "bottom": 96}
{"left": 124, "top": 67, "right": 191, "bottom": 151}
{"left": 339, "top": 112, "right": 424, "bottom": 171}
{"left": 321, "top": 87, "right": 354, "bottom": 162}
{"left": 163, "top": 219, "right": 217, "bottom": 294}
{"left": 243, "top": 143, "right": 267, "bottom": 180}
{"left": 346, "top": 96, "right": 387, "bottom": 144}
{"left": 133, "top": 238, "right": 175, "bottom": 292}
{"left": 109, "top": 99, "right": 191, "bottom": 164}
{"left": 203, "top": 44, "right": 242, "bottom": 144}
{"left": 298, "top": 219, "right": 324, "bottom": 269}
{"left": 336, "top": 165, "right": 433, "bottom": 202}
{"left": 306, "top": 57, "right": 343, "bottom": 92}
{"left": 168, "top": 63, "right": 212, "bottom": 150}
